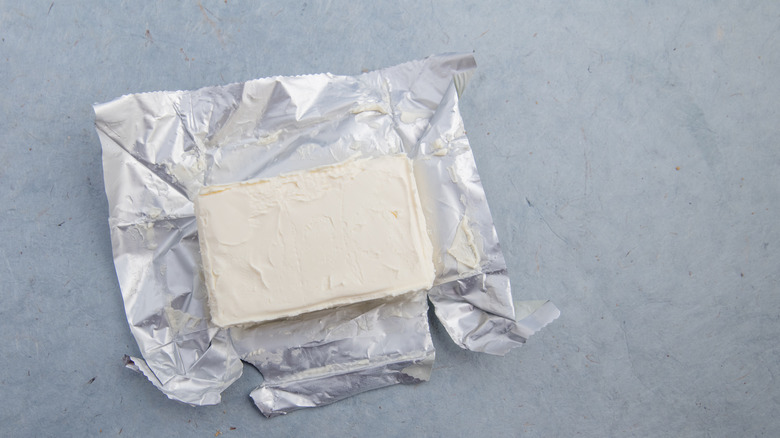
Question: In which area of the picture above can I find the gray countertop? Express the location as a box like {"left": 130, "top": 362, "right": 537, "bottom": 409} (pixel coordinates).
{"left": 1, "top": 1, "right": 778, "bottom": 436}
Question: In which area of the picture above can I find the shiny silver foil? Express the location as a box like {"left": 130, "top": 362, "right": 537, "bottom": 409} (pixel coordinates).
{"left": 94, "top": 53, "right": 559, "bottom": 417}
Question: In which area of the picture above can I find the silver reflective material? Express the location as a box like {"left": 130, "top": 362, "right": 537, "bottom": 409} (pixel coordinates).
{"left": 94, "top": 53, "right": 559, "bottom": 416}
{"left": 232, "top": 291, "right": 434, "bottom": 417}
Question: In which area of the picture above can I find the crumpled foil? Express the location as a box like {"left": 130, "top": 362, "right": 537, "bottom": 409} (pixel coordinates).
{"left": 94, "top": 53, "right": 560, "bottom": 417}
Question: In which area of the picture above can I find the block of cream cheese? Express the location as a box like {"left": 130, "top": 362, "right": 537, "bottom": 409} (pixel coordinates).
{"left": 196, "top": 154, "right": 435, "bottom": 327}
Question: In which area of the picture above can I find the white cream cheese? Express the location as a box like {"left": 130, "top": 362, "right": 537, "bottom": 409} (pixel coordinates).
{"left": 432, "top": 138, "right": 448, "bottom": 156}
{"left": 196, "top": 154, "right": 435, "bottom": 327}
{"left": 447, "top": 215, "right": 480, "bottom": 271}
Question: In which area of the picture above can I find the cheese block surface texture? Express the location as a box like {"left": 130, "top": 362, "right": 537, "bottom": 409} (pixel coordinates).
{"left": 196, "top": 155, "right": 435, "bottom": 327}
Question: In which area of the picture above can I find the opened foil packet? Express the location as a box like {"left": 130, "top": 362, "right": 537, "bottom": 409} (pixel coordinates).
{"left": 93, "top": 53, "right": 560, "bottom": 417}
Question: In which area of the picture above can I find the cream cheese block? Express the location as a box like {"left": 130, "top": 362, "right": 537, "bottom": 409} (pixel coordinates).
{"left": 196, "top": 154, "right": 435, "bottom": 327}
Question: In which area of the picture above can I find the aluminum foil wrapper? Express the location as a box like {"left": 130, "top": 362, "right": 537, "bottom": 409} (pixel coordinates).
{"left": 94, "top": 53, "right": 560, "bottom": 417}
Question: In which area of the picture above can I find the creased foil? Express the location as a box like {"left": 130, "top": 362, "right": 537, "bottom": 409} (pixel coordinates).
{"left": 94, "top": 53, "right": 560, "bottom": 417}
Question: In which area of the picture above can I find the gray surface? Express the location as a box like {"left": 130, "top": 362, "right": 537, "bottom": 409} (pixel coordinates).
{"left": 1, "top": 1, "right": 778, "bottom": 436}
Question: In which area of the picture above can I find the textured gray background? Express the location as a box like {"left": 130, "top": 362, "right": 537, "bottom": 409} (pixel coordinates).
{"left": 1, "top": 1, "right": 779, "bottom": 436}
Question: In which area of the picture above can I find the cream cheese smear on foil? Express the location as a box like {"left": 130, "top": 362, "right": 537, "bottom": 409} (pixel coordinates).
{"left": 196, "top": 154, "right": 436, "bottom": 327}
